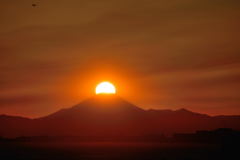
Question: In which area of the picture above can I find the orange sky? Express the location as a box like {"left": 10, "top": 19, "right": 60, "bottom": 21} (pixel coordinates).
{"left": 0, "top": 0, "right": 240, "bottom": 117}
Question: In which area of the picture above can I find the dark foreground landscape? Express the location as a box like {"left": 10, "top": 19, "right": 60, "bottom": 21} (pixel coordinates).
{"left": 1, "top": 128, "right": 239, "bottom": 160}
{"left": 0, "top": 141, "right": 239, "bottom": 160}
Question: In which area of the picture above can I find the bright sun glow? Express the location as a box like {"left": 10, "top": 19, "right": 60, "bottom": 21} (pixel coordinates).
{"left": 95, "top": 82, "right": 116, "bottom": 94}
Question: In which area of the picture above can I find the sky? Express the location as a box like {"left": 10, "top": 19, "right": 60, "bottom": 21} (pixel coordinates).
{"left": 0, "top": 0, "right": 240, "bottom": 117}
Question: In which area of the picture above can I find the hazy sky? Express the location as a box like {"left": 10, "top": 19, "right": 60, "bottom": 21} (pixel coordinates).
{"left": 0, "top": 0, "right": 240, "bottom": 117}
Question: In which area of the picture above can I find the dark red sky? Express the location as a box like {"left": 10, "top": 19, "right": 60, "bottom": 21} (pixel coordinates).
{"left": 0, "top": 0, "right": 240, "bottom": 117}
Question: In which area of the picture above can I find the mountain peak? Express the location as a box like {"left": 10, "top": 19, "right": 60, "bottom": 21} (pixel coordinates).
{"left": 0, "top": 114, "right": 30, "bottom": 120}
{"left": 74, "top": 94, "right": 144, "bottom": 112}
{"left": 176, "top": 108, "right": 192, "bottom": 113}
{"left": 42, "top": 95, "right": 145, "bottom": 120}
{"left": 175, "top": 108, "right": 209, "bottom": 118}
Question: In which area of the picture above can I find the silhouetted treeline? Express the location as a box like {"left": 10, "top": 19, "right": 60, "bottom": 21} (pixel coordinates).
{"left": 1, "top": 128, "right": 239, "bottom": 144}
{"left": 173, "top": 128, "right": 240, "bottom": 143}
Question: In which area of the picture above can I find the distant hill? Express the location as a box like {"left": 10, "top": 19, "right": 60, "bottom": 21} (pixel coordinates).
{"left": 1, "top": 95, "right": 240, "bottom": 138}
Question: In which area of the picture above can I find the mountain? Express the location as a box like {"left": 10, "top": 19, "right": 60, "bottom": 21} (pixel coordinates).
{"left": 0, "top": 115, "right": 33, "bottom": 138}
{"left": 0, "top": 95, "right": 240, "bottom": 138}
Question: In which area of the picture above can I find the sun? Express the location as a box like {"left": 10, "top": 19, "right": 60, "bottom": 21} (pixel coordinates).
{"left": 95, "top": 82, "right": 116, "bottom": 94}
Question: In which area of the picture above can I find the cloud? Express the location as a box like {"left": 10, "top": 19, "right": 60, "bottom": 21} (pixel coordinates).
{"left": 0, "top": 94, "right": 50, "bottom": 107}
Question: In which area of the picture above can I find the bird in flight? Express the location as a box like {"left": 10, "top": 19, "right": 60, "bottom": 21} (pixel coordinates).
{"left": 32, "top": 1, "right": 40, "bottom": 7}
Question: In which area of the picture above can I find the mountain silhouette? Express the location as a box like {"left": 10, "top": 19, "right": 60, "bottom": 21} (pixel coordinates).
{"left": 1, "top": 95, "right": 240, "bottom": 138}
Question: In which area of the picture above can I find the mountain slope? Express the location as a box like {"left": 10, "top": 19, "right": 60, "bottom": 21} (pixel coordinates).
{"left": 0, "top": 115, "right": 34, "bottom": 137}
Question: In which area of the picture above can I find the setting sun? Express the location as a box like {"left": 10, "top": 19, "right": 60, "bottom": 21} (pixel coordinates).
{"left": 95, "top": 82, "right": 116, "bottom": 94}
